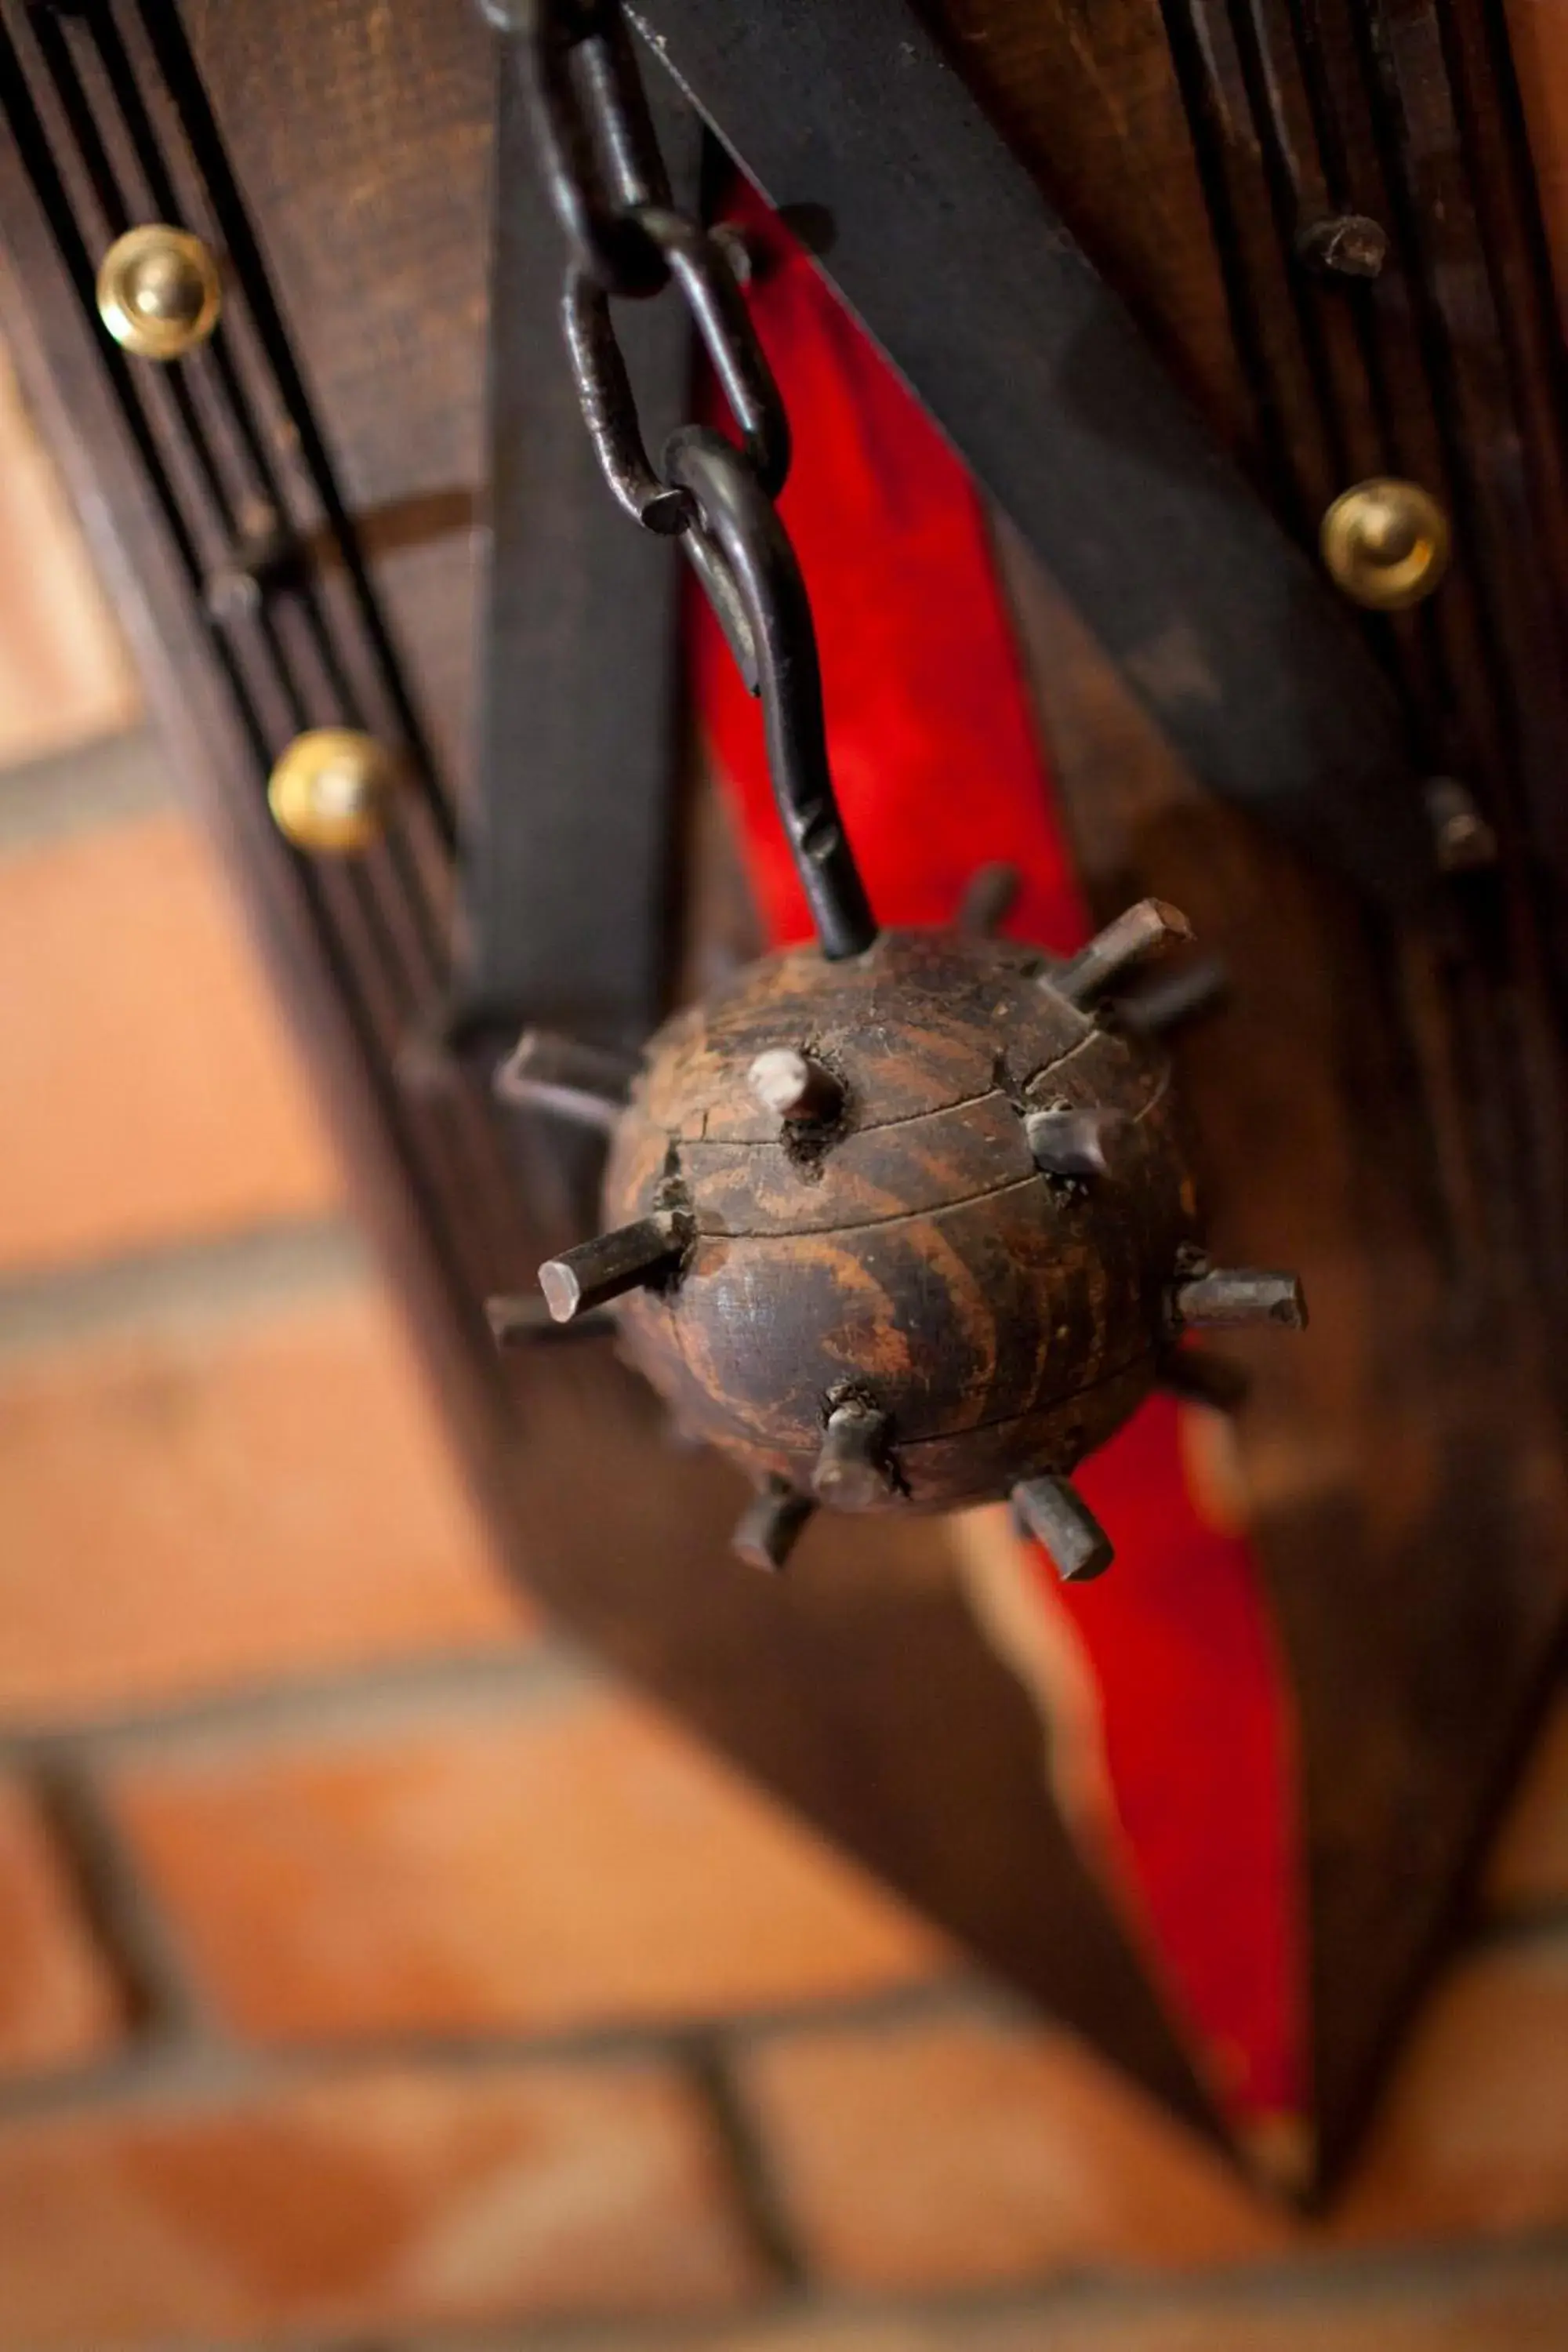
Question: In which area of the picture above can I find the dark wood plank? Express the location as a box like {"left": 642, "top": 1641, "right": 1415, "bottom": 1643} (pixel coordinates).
{"left": 1000, "top": 534, "right": 1568, "bottom": 2180}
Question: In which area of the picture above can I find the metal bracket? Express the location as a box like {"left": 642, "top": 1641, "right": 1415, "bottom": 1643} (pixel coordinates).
{"left": 628, "top": 0, "right": 1432, "bottom": 906}
{"left": 459, "top": 38, "right": 699, "bottom": 1051}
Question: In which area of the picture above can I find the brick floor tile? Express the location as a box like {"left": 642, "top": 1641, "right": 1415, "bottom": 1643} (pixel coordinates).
{"left": 0, "top": 2057, "right": 758, "bottom": 2347}
{"left": 1334, "top": 1940, "right": 1568, "bottom": 2241}
{"left": 108, "top": 1682, "right": 944, "bottom": 2040}
{"left": 0, "top": 1279, "right": 522, "bottom": 1722}
{"left": 557, "top": 2255, "right": 1568, "bottom": 2351}
{"left": 0, "top": 807, "right": 339, "bottom": 1272}
{"left": 0, "top": 1777, "right": 122, "bottom": 2076}
{"left": 735, "top": 2003, "right": 1294, "bottom": 2292}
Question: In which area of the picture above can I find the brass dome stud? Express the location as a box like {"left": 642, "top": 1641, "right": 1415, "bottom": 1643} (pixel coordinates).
{"left": 1320, "top": 478, "right": 1450, "bottom": 611}
{"left": 96, "top": 225, "right": 222, "bottom": 361}
{"left": 267, "top": 729, "right": 401, "bottom": 856}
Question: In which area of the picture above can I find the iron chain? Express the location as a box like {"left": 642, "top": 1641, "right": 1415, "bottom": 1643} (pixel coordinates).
{"left": 495, "top": 0, "right": 877, "bottom": 960}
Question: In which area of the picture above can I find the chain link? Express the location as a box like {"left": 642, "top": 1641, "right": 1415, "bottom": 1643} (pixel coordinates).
{"left": 493, "top": 0, "right": 672, "bottom": 295}
{"left": 563, "top": 205, "right": 790, "bottom": 532}
{"left": 497, "top": 0, "right": 877, "bottom": 960}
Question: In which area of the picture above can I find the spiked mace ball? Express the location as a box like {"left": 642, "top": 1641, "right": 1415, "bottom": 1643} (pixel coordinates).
{"left": 496, "top": 898, "right": 1306, "bottom": 1581}
{"left": 481, "top": 48, "right": 1306, "bottom": 1586}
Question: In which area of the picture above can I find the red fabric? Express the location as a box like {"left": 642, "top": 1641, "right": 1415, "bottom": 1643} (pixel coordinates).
{"left": 1073, "top": 1399, "right": 1301, "bottom": 2116}
{"left": 689, "top": 190, "right": 1302, "bottom": 2123}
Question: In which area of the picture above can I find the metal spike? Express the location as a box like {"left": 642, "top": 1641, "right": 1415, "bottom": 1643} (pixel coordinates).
{"left": 749, "top": 1047, "right": 845, "bottom": 1124}
{"left": 733, "top": 1480, "right": 815, "bottom": 1573}
{"left": 1112, "top": 954, "right": 1229, "bottom": 1040}
{"left": 494, "top": 1029, "right": 638, "bottom": 1131}
{"left": 1054, "top": 898, "right": 1194, "bottom": 1010}
{"left": 1158, "top": 1346, "right": 1251, "bottom": 1411}
{"left": 1011, "top": 1475, "right": 1114, "bottom": 1581}
{"left": 662, "top": 1413, "right": 708, "bottom": 1456}
{"left": 397, "top": 1003, "right": 519, "bottom": 1095}
{"left": 811, "top": 1399, "right": 895, "bottom": 1509}
{"left": 1425, "top": 775, "right": 1498, "bottom": 873}
{"left": 957, "top": 861, "right": 1021, "bottom": 938}
{"left": 1167, "top": 1266, "right": 1308, "bottom": 1332}
{"left": 538, "top": 1210, "right": 688, "bottom": 1323}
{"left": 1024, "top": 1105, "right": 1131, "bottom": 1178}
{"left": 486, "top": 1294, "right": 618, "bottom": 1347}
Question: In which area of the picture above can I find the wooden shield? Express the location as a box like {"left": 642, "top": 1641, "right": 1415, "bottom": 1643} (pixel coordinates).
{"left": 2, "top": 0, "right": 1565, "bottom": 2190}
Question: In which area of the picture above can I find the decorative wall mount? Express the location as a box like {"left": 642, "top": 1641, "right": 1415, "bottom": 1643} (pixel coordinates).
{"left": 1, "top": 0, "right": 1565, "bottom": 2196}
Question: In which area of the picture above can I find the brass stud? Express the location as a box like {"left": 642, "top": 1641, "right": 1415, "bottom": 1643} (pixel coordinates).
{"left": 1320, "top": 478, "right": 1450, "bottom": 611}
{"left": 96, "top": 225, "right": 222, "bottom": 361}
{"left": 267, "top": 729, "right": 401, "bottom": 855}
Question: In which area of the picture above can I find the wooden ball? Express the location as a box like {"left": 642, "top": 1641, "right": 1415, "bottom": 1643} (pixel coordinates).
{"left": 603, "top": 927, "right": 1199, "bottom": 1512}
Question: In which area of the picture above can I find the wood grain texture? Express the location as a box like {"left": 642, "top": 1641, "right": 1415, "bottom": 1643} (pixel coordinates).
{"left": 909, "top": 0, "right": 1249, "bottom": 445}
{"left": 927, "top": 0, "right": 1568, "bottom": 2180}
{"left": 999, "top": 508, "right": 1568, "bottom": 2179}
{"left": 605, "top": 928, "right": 1192, "bottom": 1506}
